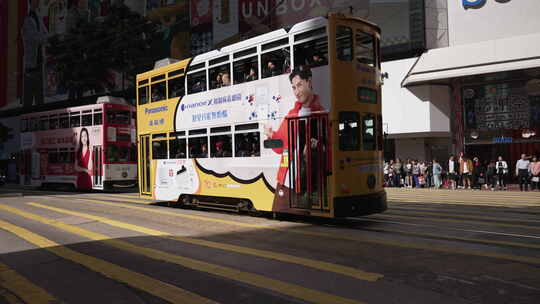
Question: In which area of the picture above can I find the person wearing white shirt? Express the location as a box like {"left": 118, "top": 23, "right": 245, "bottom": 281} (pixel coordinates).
{"left": 496, "top": 156, "right": 508, "bottom": 190}
{"left": 516, "top": 154, "right": 530, "bottom": 191}
{"left": 448, "top": 155, "right": 457, "bottom": 190}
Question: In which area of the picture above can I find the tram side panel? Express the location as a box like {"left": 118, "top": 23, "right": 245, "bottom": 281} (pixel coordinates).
{"left": 152, "top": 66, "right": 331, "bottom": 214}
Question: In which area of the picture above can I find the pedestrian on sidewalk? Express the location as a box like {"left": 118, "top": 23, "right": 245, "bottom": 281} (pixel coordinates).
{"left": 496, "top": 156, "right": 508, "bottom": 190}
{"left": 486, "top": 160, "right": 497, "bottom": 191}
{"left": 472, "top": 156, "right": 483, "bottom": 189}
{"left": 448, "top": 155, "right": 458, "bottom": 190}
{"left": 394, "top": 158, "right": 404, "bottom": 187}
{"left": 516, "top": 154, "right": 530, "bottom": 191}
{"left": 530, "top": 156, "right": 540, "bottom": 191}
{"left": 460, "top": 155, "right": 473, "bottom": 190}
{"left": 432, "top": 159, "right": 442, "bottom": 189}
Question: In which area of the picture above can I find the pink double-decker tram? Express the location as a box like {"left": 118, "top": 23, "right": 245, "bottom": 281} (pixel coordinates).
{"left": 19, "top": 96, "right": 137, "bottom": 191}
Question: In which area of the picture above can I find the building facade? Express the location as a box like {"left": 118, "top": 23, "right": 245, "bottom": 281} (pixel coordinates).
{"left": 386, "top": 0, "right": 540, "bottom": 170}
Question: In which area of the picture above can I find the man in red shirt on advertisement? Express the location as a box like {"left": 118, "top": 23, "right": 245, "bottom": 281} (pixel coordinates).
{"left": 264, "top": 68, "right": 327, "bottom": 210}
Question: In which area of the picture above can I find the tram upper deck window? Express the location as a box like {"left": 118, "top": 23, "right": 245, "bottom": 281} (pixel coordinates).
{"left": 49, "top": 115, "right": 58, "bottom": 130}
{"left": 151, "top": 75, "right": 166, "bottom": 102}
{"left": 233, "top": 56, "right": 258, "bottom": 84}
{"left": 356, "top": 31, "right": 375, "bottom": 67}
{"left": 294, "top": 27, "right": 328, "bottom": 69}
{"left": 262, "top": 38, "right": 290, "bottom": 79}
{"left": 187, "top": 70, "right": 207, "bottom": 94}
{"left": 336, "top": 26, "right": 353, "bottom": 61}
{"left": 82, "top": 111, "right": 92, "bottom": 126}
{"left": 168, "top": 75, "right": 185, "bottom": 99}
{"left": 40, "top": 116, "right": 49, "bottom": 130}
{"left": 339, "top": 111, "right": 360, "bottom": 151}
{"left": 138, "top": 79, "right": 148, "bottom": 105}
{"left": 70, "top": 112, "right": 81, "bottom": 128}
{"left": 362, "top": 114, "right": 375, "bottom": 151}
{"left": 209, "top": 63, "right": 231, "bottom": 90}
{"left": 106, "top": 110, "right": 130, "bottom": 125}
{"left": 59, "top": 114, "right": 69, "bottom": 129}
{"left": 94, "top": 110, "right": 103, "bottom": 125}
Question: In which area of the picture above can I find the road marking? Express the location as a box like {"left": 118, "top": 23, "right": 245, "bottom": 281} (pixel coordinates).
{"left": 351, "top": 217, "right": 540, "bottom": 239}
{"left": 10, "top": 204, "right": 368, "bottom": 304}
{"left": 57, "top": 197, "right": 540, "bottom": 265}
{"left": 95, "top": 195, "right": 155, "bottom": 205}
{"left": 29, "top": 202, "right": 382, "bottom": 282}
{"left": 0, "top": 216, "right": 218, "bottom": 304}
{"left": 388, "top": 199, "right": 538, "bottom": 208}
{"left": 384, "top": 210, "right": 540, "bottom": 224}
{"left": 374, "top": 213, "right": 540, "bottom": 230}
{"left": 0, "top": 262, "right": 56, "bottom": 304}
{"left": 362, "top": 227, "right": 540, "bottom": 249}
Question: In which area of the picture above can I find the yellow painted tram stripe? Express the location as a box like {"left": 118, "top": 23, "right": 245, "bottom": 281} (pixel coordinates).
{"left": 29, "top": 202, "right": 382, "bottom": 282}
{"left": 0, "top": 216, "right": 218, "bottom": 304}
{"left": 58, "top": 197, "right": 540, "bottom": 264}
{"left": 374, "top": 214, "right": 540, "bottom": 230}
{"left": 8, "top": 204, "right": 368, "bottom": 304}
{"left": 0, "top": 262, "right": 56, "bottom": 304}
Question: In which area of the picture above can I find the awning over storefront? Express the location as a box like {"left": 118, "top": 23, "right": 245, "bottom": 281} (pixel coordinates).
{"left": 402, "top": 33, "right": 540, "bottom": 87}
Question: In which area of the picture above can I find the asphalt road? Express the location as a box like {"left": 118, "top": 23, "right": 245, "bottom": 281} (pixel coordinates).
{"left": 0, "top": 187, "right": 539, "bottom": 304}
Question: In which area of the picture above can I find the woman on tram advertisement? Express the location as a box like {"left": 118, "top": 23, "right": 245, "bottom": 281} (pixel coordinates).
{"left": 75, "top": 127, "right": 92, "bottom": 189}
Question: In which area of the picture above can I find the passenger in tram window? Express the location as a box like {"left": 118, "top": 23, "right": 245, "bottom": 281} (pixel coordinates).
{"left": 221, "top": 73, "right": 231, "bottom": 87}
{"left": 311, "top": 53, "right": 328, "bottom": 67}
{"left": 192, "top": 81, "right": 204, "bottom": 93}
{"left": 245, "top": 67, "right": 257, "bottom": 82}
{"left": 264, "top": 61, "right": 281, "bottom": 78}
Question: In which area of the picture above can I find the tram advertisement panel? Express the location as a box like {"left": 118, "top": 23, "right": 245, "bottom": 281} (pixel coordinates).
{"left": 154, "top": 66, "right": 330, "bottom": 208}
{"left": 22, "top": 126, "right": 101, "bottom": 188}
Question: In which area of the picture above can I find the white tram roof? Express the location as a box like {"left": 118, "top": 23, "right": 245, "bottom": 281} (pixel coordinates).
{"left": 190, "top": 17, "right": 329, "bottom": 67}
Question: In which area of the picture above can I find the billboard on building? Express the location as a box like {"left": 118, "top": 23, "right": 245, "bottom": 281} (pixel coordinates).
{"left": 189, "top": 0, "right": 425, "bottom": 59}
{"left": 2, "top": 0, "right": 161, "bottom": 112}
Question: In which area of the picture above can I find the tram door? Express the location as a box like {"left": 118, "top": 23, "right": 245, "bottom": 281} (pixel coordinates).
{"left": 139, "top": 135, "right": 151, "bottom": 196}
{"left": 92, "top": 146, "right": 103, "bottom": 189}
{"left": 288, "top": 114, "right": 329, "bottom": 211}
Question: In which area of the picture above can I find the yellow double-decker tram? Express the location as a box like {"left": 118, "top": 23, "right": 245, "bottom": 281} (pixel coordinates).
{"left": 136, "top": 13, "right": 386, "bottom": 218}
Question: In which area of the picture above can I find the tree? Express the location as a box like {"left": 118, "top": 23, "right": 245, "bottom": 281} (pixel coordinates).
{"left": 46, "top": 2, "right": 164, "bottom": 102}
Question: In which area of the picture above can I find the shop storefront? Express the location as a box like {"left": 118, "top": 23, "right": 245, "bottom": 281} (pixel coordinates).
{"left": 459, "top": 69, "right": 540, "bottom": 164}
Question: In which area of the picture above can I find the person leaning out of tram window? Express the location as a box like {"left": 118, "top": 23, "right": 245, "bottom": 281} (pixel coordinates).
{"left": 459, "top": 155, "right": 473, "bottom": 189}
{"left": 495, "top": 156, "right": 508, "bottom": 190}
{"left": 529, "top": 156, "right": 540, "bottom": 191}
{"left": 515, "top": 154, "right": 531, "bottom": 192}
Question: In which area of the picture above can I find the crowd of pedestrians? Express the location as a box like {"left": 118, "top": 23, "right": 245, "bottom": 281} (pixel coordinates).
{"left": 383, "top": 153, "right": 540, "bottom": 191}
